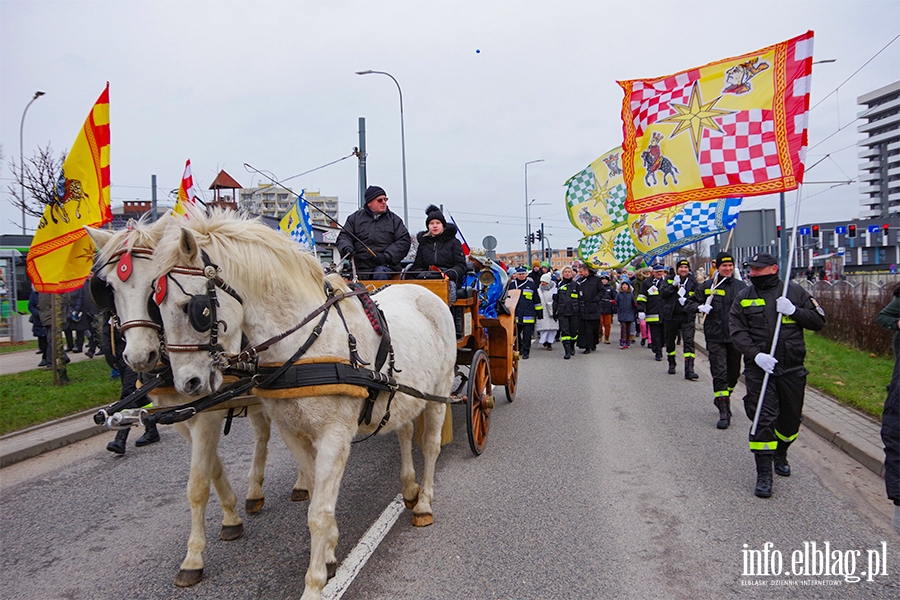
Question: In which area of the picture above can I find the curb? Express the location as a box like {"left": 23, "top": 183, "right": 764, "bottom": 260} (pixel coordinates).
{"left": 0, "top": 406, "right": 108, "bottom": 468}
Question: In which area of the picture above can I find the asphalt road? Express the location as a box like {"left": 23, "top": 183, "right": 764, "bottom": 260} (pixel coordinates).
{"left": 1, "top": 342, "right": 898, "bottom": 599}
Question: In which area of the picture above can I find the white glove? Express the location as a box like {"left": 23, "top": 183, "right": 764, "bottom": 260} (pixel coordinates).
{"left": 648, "top": 285, "right": 658, "bottom": 294}
{"left": 776, "top": 296, "right": 796, "bottom": 316}
{"left": 698, "top": 304, "right": 712, "bottom": 314}
{"left": 677, "top": 286, "right": 687, "bottom": 298}
{"left": 638, "top": 312, "right": 646, "bottom": 321}
{"left": 678, "top": 297, "right": 687, "bottom": 306}
{"left": 673, "top": 275, "right": 681, "bottom": 285}
{"left": 754, "top": 352, "right": 778, "bottom": 374}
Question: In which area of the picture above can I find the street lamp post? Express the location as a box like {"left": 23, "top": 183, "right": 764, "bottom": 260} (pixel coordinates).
{"left": 355, "top": 70, "right": 408, "bottom": 227}
{"left": 19, "top": 90, "right": 45, "bottom": 234}
{"left": 525, "top": 159, "right": 544, "bottom": 265}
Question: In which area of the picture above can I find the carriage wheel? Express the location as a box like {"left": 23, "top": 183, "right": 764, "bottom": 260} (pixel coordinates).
{"left": 465, "top": 349, "right": 492, "bottom": 456}
{"left": 505, "top": 327, "right": 519, "bottom": 403}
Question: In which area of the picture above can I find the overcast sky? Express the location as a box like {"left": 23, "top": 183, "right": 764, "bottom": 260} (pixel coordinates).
{"left": 1, "top": 0, "right": 898, "bottom": 253}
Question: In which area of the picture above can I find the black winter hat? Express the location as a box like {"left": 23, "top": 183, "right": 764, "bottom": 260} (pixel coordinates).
{"left": 715, "top": 251, "right": 734, "bottom": 266}
{"left": 364, "top": 185, "right": 387, "bottom": 204}
{"left": 425, "top": 204, "right": 447, "bottom": 227}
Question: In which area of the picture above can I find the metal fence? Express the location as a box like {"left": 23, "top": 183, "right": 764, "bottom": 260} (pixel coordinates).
{"left": 799, "top": 279, "right": 896, "bottom": 356}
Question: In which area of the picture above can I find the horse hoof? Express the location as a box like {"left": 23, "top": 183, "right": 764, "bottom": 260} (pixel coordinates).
{"left": 411, "top": 513, "right": 433, "bottom": 527}
{"left": 403, "top": 495, "right": 418, "bottom": 510}
{"left": 220, "top": 523, "right": 244, "bottom": 541}
{"left": 326, "top": 561, "right": 338, "bottom": 580}
{"left": 175, "top": 568, "right": 203, "bottom": 587}
{"left": 291, "top": 488, "right": 310, "bottom": 502}
{"left": 245, "top": 497, "right": 265, "bottom": 514}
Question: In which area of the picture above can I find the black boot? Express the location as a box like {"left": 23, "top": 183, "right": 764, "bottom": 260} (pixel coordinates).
{"left": 563, "top": 341, "right": 571, "bottom": 360}
{"left": 107, "top": 429, "right": 129, "bottom": 454}
{"left": 667, "top": 355, "right": 676, "bottom": 374}
{"left": 754, "top": 452, "right": 774, "bottom": 498}
{"left": 774, "top": 446, "right": 791, "bottom": 477}
{"left": 135, "top": 423, "right": 160, "bottom": 447}
{"left": 714, "top": 397, "right": 731, "bottom": 429}
{"left": 654, "top": 350, "right": 662, "bottom": 361}
{"left": 685, "top": 357, "right": 699, "bottom": 380}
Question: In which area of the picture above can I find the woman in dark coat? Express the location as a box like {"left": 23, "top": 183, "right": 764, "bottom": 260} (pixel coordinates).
{"left": 410, "top": 205, "right": 467, "bottom": 303}
{"left": 29, "top": 286, "right": 48, "bottom": 367}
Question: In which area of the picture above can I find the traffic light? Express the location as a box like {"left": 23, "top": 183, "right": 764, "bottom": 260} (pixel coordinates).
{"left": 776, "top": 225, "right": 782, "bottom": 238}
{"left": 848, "top": 224, "right": 856, "bottom": 238}
{"left": 883, "top": 224, "right": 890, "bottom": 233}
{"left": 529, "top": 233, "right": 535, "bottom": 244}
{"left": 535, "top": 230, "right": 542, "bottom": 241}
{"left": 566, "top": 247, "right": 574, "bottom": 258}
{"left": 812, "top": 224, "right": 820, "bottom": 236}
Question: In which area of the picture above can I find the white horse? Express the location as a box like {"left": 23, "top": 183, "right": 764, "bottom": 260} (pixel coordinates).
{"left": 150, "top": 208, "right": 455, "bottom": 600}
{"left": 86, "top": 216, "right": 308, "bottom": 588}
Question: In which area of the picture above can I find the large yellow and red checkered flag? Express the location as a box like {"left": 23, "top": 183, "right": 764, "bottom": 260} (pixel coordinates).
{"left": 172, "top": 159, "right": 200, "bottom": 218}
{"left": 27, "top": 84, "right": 112, "bottom": 293}
{"left": 618, "top": 31, "right": 814, "bottom": 213}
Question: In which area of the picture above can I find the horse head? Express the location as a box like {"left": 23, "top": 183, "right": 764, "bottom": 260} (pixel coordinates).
{"left": 85, "top": 213, "right": 173, "bottom": 372}
{"left": 152, "top": 208, "right": 328, "bottom": 397}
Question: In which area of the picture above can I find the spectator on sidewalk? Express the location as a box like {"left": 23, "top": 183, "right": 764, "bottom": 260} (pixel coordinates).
{"left": 876, "top": 285, "right": 900, "bottom": 532}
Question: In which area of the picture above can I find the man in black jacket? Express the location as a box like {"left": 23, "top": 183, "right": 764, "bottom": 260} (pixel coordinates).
{"left": 637, "top": 262, "right": 667, "bottom": 361}
{"left": 509, "top": 267, "right": 542, "bottom": 359}
{"left": 553, "top": 266, "right": 580, "bottom": 359}
{"left": 729, "top": 252, "right": 825, "bottom": 498}
{"left": 337, "top": 186, "right": 411, "bottom": 279}
{"left": 660, "top": 259, "right": 700, "bottom": 379}
{"left": 576, "top": 264, "right": 602, "bottom": 353}
{"left": 697, "top": 251, "right": 746, "bottom": 429}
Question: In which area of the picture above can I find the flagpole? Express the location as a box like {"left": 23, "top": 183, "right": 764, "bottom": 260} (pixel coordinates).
{"left": 750, "top": 184, "right": 804, "bottom": 435}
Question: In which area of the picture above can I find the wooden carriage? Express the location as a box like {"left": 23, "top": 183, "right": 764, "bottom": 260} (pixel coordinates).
{"left": 361, "top": 278, "right": 519, "bottom": 455}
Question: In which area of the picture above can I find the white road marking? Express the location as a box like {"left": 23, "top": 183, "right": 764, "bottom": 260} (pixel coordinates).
{"left": 322, "top": 493, "right": 406, "bottom": 599}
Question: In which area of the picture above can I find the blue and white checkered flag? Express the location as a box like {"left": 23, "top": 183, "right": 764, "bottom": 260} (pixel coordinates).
{"left": 279, "top": 189, "right": 316, "bottom": 250}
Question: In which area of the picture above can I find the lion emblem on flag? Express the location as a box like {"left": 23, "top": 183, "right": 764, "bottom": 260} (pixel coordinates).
{"left": 40, "top": 171, "right": 88, "bottom": 228}
{"left": 722, "top": 58, "right": 769, "bottom": 95}
{"left": 603, "top": 153, "right": 622, "bottom": 177}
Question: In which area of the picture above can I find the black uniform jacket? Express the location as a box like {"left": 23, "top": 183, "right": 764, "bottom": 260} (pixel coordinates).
{"left": 410, "top": 223, "right": 467, "bottom": 283}
{"left": 729, "top": 277, "right": 826, "bottom": 375}
{"left": 509, "top": 277, "right": 542, "bottom": 323}
{"left": 636, "top": 276, "right": 667, "bottom": 323}
{"left": 698, "top": 274, "right": 747, "bottom": 343}
{"left": 659, "top": 274, "right": 700, "bottom": 321}
{"left": 577, "top": 274, "right": 603, "bottom": 320}
{"left": 553, "top": 278, "right": 580, "bottom": 318}
{"left": 336, "top": 206, "right": 411, "bottom": 273}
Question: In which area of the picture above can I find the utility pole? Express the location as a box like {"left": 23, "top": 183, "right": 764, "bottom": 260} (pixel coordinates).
{"left": 357, "top": 117, "right": 367, "bottom": 209}
{"left": 151, "top": 174, "right": 158, "bottom": 221}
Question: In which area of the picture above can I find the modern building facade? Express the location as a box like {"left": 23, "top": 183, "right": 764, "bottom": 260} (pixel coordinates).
{"left": 239, "top": 185, "right": 339, "bottom": 226}
{"left": 858, "top": 80, "right": 900, "bottom": 218}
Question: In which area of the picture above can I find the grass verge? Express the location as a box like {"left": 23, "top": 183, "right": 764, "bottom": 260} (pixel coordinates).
{"left": 0, "top": 357, "right": 120, "bottom": 435}
{"left": 0, "top": 341, "right": 39, "bottom": 355}
{"left": 804, "top": 331, "right": 892, "bottom": 420}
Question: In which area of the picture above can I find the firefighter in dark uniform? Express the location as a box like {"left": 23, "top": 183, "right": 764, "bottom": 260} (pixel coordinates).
{"left": 660, "top": 259, "right": 700, "bottom": 379}
{"left": 697, "top": 251, "right": 747, "bottom": 429}
{"left": 509, "top": 266, "right": 542, "bottom": 360}
{"left": 553, "top": 265, "right": 581, "bottom": 360}
{"left": 636, "top": 262, "right": 667, "bottom": 361}
{"left": 729, "top": 252, "right": 825, "bottom": 498}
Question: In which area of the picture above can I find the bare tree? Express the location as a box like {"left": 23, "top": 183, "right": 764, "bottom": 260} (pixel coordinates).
{"left": 9, "top": 143, "right": 71, "bottom": 384}
{"left": 7, "top": 143, "right": 66, "bottom": 231}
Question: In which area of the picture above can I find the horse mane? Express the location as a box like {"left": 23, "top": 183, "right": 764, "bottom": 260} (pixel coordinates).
{"left": 94, "top": 212, "right": 172, "bottom": 276}
{"left": 154, "top": 207, "right": 333, "bottom": 307}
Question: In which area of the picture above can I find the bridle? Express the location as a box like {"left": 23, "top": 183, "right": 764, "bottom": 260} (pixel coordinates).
{"left": 155, "top": 250, "right": 244, "bottom": 363}
{"left": 93, "top": 245, "right": 164, "bottom": 333}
